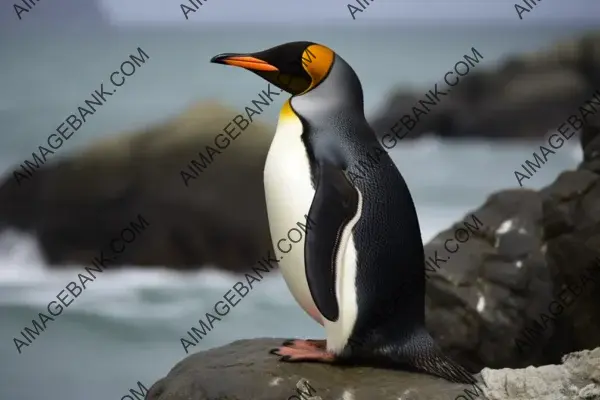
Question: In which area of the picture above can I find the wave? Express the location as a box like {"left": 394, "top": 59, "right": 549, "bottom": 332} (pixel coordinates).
{"left": 0, "top": 229, "right": 294, "bottom": 322}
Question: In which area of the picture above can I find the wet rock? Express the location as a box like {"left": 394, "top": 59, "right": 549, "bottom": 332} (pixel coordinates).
{"left": 0, "top": 101, "right": 276, "bottom": 270}
{"left": 147, "top": 339, "right": 600, "bottom": 400}
{"left": 480, "top": 347, "right": 600, "bottom": 400}
{"left": 541, "top": 124, "right": 600, "bottom": 359}
{"left": 422, "top": 122, "right": 600, "bottom": 372}
{"left": 146, "top": 338, "right": 488, "bottom": 400}
{"left": 423, "top": 191, "right": 554, "bottom": 372}
{"left": 580, "top": 115, "right": 600, "bottom": 173}
{"left": 369, "top": 30, "right": 600, "bottom": 140}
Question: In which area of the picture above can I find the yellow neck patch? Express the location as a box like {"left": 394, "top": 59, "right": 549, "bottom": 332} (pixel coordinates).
{"left": 279, "top": 99, "right": 298, "bottom": 123}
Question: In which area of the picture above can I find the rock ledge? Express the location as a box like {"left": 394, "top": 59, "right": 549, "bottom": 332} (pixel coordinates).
{"left": 147, "top": 339, "right": 600, "bottom": 400}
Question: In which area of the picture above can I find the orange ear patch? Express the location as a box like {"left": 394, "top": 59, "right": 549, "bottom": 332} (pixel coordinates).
{"left": 300, "top": 45, "right": 334, "bottom": 93}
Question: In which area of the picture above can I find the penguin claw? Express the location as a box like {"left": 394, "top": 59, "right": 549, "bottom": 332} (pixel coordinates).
{"left": 280, "top": 355, "right": 292, "bottom": 362}
{"left": 282, "top": 339, "right": 295, "bottom": 346}
{"left": 269, "top": 348, "right": 281, "bottom": 356}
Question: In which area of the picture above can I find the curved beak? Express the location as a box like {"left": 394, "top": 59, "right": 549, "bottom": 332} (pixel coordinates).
{"left": 210, "top": 53, "right": 279, "bottom": 72}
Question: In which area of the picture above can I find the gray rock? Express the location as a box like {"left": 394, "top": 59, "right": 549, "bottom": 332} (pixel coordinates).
{"left": 0, "top": 101, "right": 276, "bottom": 270}
{"left": 147, "top": 339, "right": 600, "bottom": 400}
{"left": 146, "top": 338, "right": 489, "bottom": 400}
{"left": 369, "top": 31, "right": 600, "bottom": 140}
{"left": 480, "top": 348, "right": 600, "bottom": 400}
{"left": 422, "top": 190, "right": 555, "bottom": 371}
{"left": 147, "top": 127, "right": 600, "bottom": 396}
{"left": 421, "top": 121, "right": 600, "bottom": 371}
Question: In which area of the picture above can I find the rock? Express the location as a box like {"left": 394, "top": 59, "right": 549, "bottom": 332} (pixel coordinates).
{"left": 480, "top": 347, "right": 600, "bottom": 400}
{"left": 421, "top": 120, "right": 600, "bottom": 372}
{"left": 147, "top": 338, "right": 600, "bottom": 400}
{"left": 0, "top": 101, "right": 276, "bottom": 270}
{"left": 369, "top": 30, "right": 600, "bottom": 140}
{"left": 537, "top": 125, "right": 600, "bottom": 363}
{"left": 147, "top": 125, "right": 600, "bottom": 396}
{"left": 422, "top": 190, "right": 553, "bottom": 371}
{"left": 146, "top": 338, "right": 488, "bottom": 400}
{"left": 580, "top": 114, "right": 600, "bottom": 173}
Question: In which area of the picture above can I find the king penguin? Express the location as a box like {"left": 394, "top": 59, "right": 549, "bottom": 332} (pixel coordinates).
{"left": 210, "top": 41, "right": 476, "bottom": 384}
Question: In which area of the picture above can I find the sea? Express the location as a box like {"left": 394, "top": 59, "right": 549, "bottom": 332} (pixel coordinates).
{"left": 0, "top": 23, "right": 594, "bottom": 400}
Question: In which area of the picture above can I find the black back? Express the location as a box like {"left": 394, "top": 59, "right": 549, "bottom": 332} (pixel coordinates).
{"left": 290, "top": 54, "right": 426, "bottom": 344}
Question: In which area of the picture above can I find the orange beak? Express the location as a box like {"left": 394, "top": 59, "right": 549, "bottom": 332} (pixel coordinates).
{"left": 210, "top": 54, "right": 278, "bottom": 72}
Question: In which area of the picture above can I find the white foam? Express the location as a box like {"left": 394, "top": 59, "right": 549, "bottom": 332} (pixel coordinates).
{"left": 570, "top": 143, "right": 583, "bottom": 161}
{"left": 0, "top": 228, "right": 292, "bottom": 320}
{"left": 0, "top": 228, "right": 47, "bottom": 282}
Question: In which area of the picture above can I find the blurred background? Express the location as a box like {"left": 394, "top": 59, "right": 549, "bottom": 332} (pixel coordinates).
{"left": 0, "top": 1, "right": 599, "bottom": 399}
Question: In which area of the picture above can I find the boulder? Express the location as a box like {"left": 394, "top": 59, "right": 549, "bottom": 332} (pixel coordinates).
{"left": 146, "top": 339, "right": 600, "bottom": 400}
{"left": 145, "top": 122, "right": 600, "bottom": 400}
{"left": 0, "top": 101, "right": 276, "bottom": 270}
{"left": 480, "top": 347, "right": 600, "bottom": 400}
{"left": 421, "top": 119, "right": 600, "bottom": 372}
{"left": 146, "top": 338, "right": 487, "bottom": 400}
{"left": 369, "top": 30, "right": 600, "bottom": 140}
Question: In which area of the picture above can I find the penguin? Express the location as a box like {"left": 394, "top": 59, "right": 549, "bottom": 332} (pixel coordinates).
{"left": 210, "top": 42, "right": 476, "bottom": 384}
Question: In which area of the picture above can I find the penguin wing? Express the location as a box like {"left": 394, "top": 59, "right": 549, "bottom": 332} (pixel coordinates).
{"left": 305, "top": 162, "right": 360, "bottom": 321}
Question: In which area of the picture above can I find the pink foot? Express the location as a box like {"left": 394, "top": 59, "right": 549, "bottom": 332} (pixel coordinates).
{"left": 269, "top": 339, "right": 335, "bottom": 363}
{"left": 282, "top": 339, "right": 327, "bottom": 351}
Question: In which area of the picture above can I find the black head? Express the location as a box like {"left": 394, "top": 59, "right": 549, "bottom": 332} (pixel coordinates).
{"left": 210, "top": 41, "right": 335, "bottom": 96}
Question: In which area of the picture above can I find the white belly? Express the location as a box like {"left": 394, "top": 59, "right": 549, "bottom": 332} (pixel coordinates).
{"left": 263, "top": 111, "right": 360, "bottom": 353}
{"left": 263, "top": 115, "right": 322, "bottom": 325}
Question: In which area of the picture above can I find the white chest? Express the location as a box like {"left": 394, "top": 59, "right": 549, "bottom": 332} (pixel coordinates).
{"left": 263, "top": 110, "right": 360, "bottom": 352}
{"left": 263, "top": 115, "right": 323, "bottom": 323}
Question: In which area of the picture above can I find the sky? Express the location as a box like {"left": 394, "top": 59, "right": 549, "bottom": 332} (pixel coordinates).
{"left": 3, "top": 0, "right": 600, "bottom": 28}
{"left": 97, "top": 0, "right": 600, "bottom": 25}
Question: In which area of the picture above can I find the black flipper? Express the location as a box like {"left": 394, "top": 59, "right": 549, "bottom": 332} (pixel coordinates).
{"left": 304, "top": 162, "right": 360, "bottom": 322}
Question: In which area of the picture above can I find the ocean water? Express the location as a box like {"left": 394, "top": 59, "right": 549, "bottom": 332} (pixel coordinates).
{"left": 0, "top": 24, "right": 592, "bottom": 400}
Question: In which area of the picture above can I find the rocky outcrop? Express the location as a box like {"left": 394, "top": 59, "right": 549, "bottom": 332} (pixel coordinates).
{"left": 144, "top": 123, "right": 600, "bottom": 400}
{"left": 146, "top": 339, "right": 600, "bottom": 400}
{"left": 369, "top": 30, "right": 600, "bottom": 140}
{"left": 420, "top": 119, "right": 600, "bottom": 373}
{"left": 480, "top": 348, "right": 600, "bottom": 400}
{"left": 0, "top": 101, "right": 276, "bottom": 270}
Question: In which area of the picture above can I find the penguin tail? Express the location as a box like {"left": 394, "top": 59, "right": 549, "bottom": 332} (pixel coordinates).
{"left": 408, "top": 345, "right": 477, "bottom": 384}
{"left": 347, "top": 328, "right": 477, "bottom": 383}
{"left": 351, "top": 332, "right": 477, "bottom": 383}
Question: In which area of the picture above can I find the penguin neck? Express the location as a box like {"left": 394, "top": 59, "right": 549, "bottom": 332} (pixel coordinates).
{"left": 329, "top": 55, "right": 365, "bottom": 110}
{"left": 291, "top": 55, "right": 365, "bottom": 119}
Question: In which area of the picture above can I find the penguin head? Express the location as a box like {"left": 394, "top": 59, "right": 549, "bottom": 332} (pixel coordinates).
{"left": 210, "top": 41, "right": 335, "bottom": 96}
